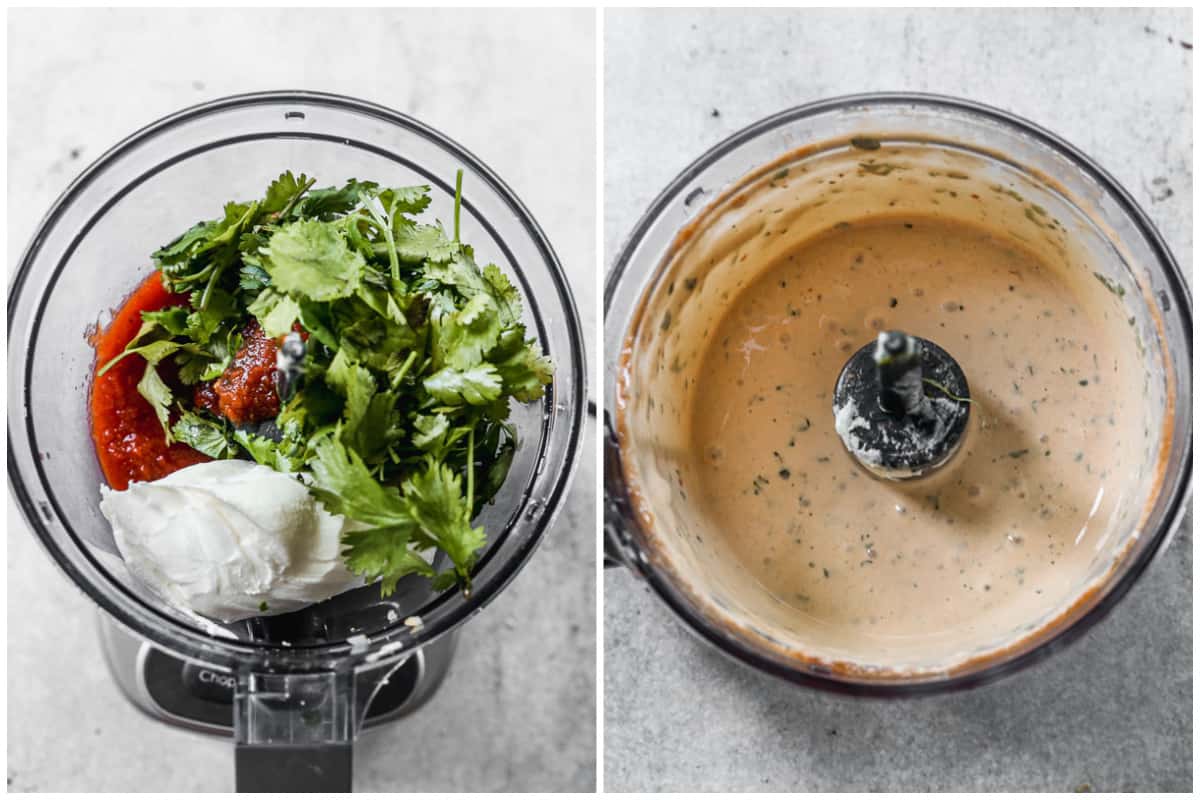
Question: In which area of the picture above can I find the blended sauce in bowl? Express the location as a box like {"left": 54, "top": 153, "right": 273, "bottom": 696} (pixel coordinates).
{"left": 618, "top": 139, "right": 1163, "bottom": 676}
{"left": 692, "top": 215, "right": 1137, "bottom": 666}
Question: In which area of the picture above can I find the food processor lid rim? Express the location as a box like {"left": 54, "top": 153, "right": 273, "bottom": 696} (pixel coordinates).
{"left": 601, "top": 91, "right": 1192, "bottom": 694}
{"left": 603, "top": 91, "right": 1192, "bottom": 335}
{"left": 11, "top": 89, "right": 585, "bottom": 332}
{"left": 9, "top": 90, "right": 588, "bottom": 667}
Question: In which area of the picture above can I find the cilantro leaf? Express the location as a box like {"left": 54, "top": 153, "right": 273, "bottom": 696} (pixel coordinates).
{"left": 239, "top": 262, "right": 271, "bottom": 292}
{"left": 378, "top": 185, "right": 433, "bottom": 217}
{"left": 171, "top": 411, "right": 236, "bottom": 459}
{"left": 247, "top": 288, "right": 302, "bottom": 337}
{"left": 482, "top": 263, "right": 523, "bottom": 326}
{"left": 307, "top": 436, "right": 486, "bottom": 586}
{"left": 96, "top": 331, "right": 201, "bottom": 378}
{"left": 324, "top": 350, "right": 376, "bottom": 434}
{"left": 332, "top": 297, "right": 418, "bottom": 371}
{"left": 233, "top": 429, "right": 306, "bottom": 473}
{"left": 140, "top": 306, "right": 189, "bottom": 336}
{"left": 421, "top": 249, "right": 490, "bottom": 297}
{"left": 175, "top": 350, "right": 217, "bottom": 386}
{"left": 185, "top": 287, "right": 238, "bottom": 344}
{"left": 395, "top": 223, "right": 459, "bottom": 264}
{"left": 490, "top": 329, "right": 554, "bottom": 402}
{"left": 402, "top": 457, "right": 486, "bottom": 579}
{"left": 300, "top": 179, "right": 379, "bottom": 220}
{"left": 342, "top": 525, "right": 436, "bottom": 597}
{"left": 137, "top": 363, "right": 175, "bottom": 443}
{"left": 307, "top": 433, "right": 413, "bottom": 528}
{"left": 433, "top": 293, "right": 502, "bottom": 370}
{"left": 153, "top": 219, "right": 223, "bottom": 266}
{"left": 479, "top": 434, "right": 517, "bottom": 508}
{"left": 424, "top": 363, "right": 503, "bottom": 406}
{"left": 156, "top": 201, "right": 261, "bottom": 302}
{"left": 412, "top": 414, "right": 450, "bottom": 453}
{"left": 262, "top": 219, "right": 365, "bottom": 301}
{"left": 351, "top": 391, "right": 403, "bottom": 462}
{"left": 262, "top": 171, "right": 315, "bottom": 216}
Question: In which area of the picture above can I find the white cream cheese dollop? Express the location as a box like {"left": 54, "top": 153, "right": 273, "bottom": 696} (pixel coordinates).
{"left": 99, "top": 460, "right": 364, "bottom": 623}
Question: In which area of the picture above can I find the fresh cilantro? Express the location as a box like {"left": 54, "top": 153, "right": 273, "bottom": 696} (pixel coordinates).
{"left": 185, "top": 287, "right": 238, "bottom": 344}
{"left": 307, "top": 433, "right": 413, "bottom": 528}
{"left": 482, "top": 263, "right": 523, "bottom": 325}
{"left": 97, "top": 337, "right": 185, "bottom": 376}
{"left": 97, "top": 318, "right": 207, "bottom": 378}
{"left": 433, "top": 293, "right": 503, "bottom": 370}
{"left": 103, "top": 170, "right": 551, "bottom": 598}
{"left": 402, "top": 457, "right": 485, "bottom": 581}
{"left": 394, "top": 224, "right": 459, "bottom": 264}
{"left": 324, "top": 350, "right": 377, "bottom": 441}
{"left": 381, "top": 185, "right": 434, "bottom": 218}
{"left": 479, "top": 434, "right": 517, "bottom": 509}
{"left": 412, "top": 414, "right": 450, "bottom": 453}
{"left": 424, "top": 363, "right": 503, "bottom": 406}
{"left": 300, "top": 179, "right": 379, "bottom": 220}
{"left": 490, "top": 327, "right": 554, "bottom": 402}
{"left": 247, "top": 288, "right": 302, "bottom": 337}
{"left": 172, "top": 411, "right": 236, "bottom": 459}
{"left": 262, "top": 219, "right": 365, "bottom": 301}
{"left": 233, "top": 429, "right": 306, "bottom": 473}
{"left": 261, "top": 171, "right": 316, "bottom": 217}
{"left": 141, "top": 306, "right": 190, "bottom": 336}
{"left": 341, "top": 525, "right": 436, "bottom": 597}
{"left": 136, "top": 363, "right": 176, "bottom": 443}
{"left": 238, "top": 262, "right": 271, "bottom": 292}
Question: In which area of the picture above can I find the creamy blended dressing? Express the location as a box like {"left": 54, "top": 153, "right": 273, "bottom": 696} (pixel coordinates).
{"left": 617, "top": 140, "right": 1161, "bottom": 673}
{"left": 691, "top": 216, "right": 1134, "bottom": 663}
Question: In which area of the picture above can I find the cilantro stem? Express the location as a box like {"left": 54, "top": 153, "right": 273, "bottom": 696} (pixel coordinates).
{"left": 278, "top": 176, "right": 317, "bottom": 220}
{"left": 390, "top": 350, "right": 419, "bottom": 390}
{"left": 453, "top": 169, "right": 463, "bottom": 243}
{"left": 466, "top": 425, "right": 475, "bottom": 512}
{"left": 923, "top": 377, "right": 973, "bottom": 403}
{"left": 199, "top": 267, "right": 222, "bottom": 311}
{"left": 363, "top": 202, "right": 400, "bottom": 282}
{"left": 197, "top": 201, "right": 259, "bottom": 309}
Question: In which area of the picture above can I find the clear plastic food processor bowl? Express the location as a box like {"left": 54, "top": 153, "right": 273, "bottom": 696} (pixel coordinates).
{"left": 8, "top": 92, "right": 585, "bottom": 783}
{"left": 604, "top": 93, "right": 1191, "bottom": 695}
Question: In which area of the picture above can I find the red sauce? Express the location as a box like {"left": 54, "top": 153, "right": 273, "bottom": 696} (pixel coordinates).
{"left": 193, "top": 319, "right": 281, "bottom": 425}
{"left": 90, "top": 272, "right": 211, "bottom": 490}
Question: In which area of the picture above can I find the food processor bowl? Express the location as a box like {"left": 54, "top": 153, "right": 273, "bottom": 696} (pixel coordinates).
{"left": 8, "top": 91, "right": 586, "bottom": 787}
{"left": 604, "top": 93, "right": 1190, "bottom": 695}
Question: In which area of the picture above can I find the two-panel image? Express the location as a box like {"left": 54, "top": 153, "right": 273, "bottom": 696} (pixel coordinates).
{"left": 6, "top": 6, "right": 1192, "bottom": 795}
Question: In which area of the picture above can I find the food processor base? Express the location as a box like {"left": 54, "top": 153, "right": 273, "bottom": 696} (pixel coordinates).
{"left": 97, "top": 610, "right": 457, "bottom": 738}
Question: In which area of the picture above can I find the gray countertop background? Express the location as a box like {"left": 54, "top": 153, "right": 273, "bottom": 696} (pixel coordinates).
{"left": 604, "top": 8, "right": 1192, "bottom": 793}
{"left": 7, "top": 8, "right": 596, "bottom": 793}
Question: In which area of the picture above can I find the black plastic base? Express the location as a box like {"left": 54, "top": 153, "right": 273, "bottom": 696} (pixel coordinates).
{"left": 236, "top": 742, "right": 353, "bottom": 793}
{"left": 833, "top": 335, "right": 970, "bottom": 479}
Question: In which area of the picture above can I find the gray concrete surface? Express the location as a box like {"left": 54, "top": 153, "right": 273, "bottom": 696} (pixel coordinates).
{"left": 604, "top": 8, "right": 1192, "bottom": 792}
{"left": 7, "top": 8, "right": 596, "bottom": 793}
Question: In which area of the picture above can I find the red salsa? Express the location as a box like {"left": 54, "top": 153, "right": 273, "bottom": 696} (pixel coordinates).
{"left": 91, "top": 273, "right": 296, "bottom": 490}
{"left": 89, "top": 272, "right": 211, "bottom": 490}
{"left": 193, "top": 318, "right": 281, "bottom": 425}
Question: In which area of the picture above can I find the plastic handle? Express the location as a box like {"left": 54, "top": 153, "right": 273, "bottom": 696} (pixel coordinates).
{"left": 233, "top": 668, "right": 355, "bottom": 792}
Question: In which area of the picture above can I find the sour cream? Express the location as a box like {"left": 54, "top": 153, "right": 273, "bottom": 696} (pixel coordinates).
{"left": 99, "top": 460, "right": 364, "bottom": 622}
